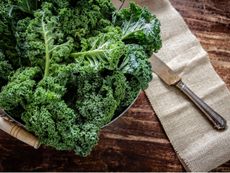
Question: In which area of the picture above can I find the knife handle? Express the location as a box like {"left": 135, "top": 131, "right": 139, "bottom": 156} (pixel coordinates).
{"left": 176, "top": 80, "right": 227, "bottom": 130}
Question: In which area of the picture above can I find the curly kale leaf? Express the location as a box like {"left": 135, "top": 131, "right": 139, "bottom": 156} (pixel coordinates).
{"left": 76, "top": 71, "right": 132, "bottom": 128}
{"left": 75, "top": 72, "right": 103, "bottom": 98}
{"left": 57, "top": 0, "right": 115, "bottom": 40}
{"left": 76, "top": 86, "right": 118, "bottom": 127}
{"left": 0, "top": 67, "right": 40, "bottom": 113}
{"left": 9, "top": 0, "right": 41, "bottom": 15}
{"left": 21, "top": 73, "right": 78, "bottom": 150}
{"left": 0, "top": 1, "right": 12, "bottom": 46}
{"left": 103, "top": 71, "right": 127, "bottom": 104}
{"left": 119, "top": 44, "right": 152, "bottom": 89}
{"left": 117, "top": 76, "right": 140, "bottom": 113}
{"left": 22, "top": 74, "right": 100, "bottom": 156}
{"left": 71, "top": 28, "right": 125, "bottom": 71}
{"left": 113, "top": 2, "right": 162, "bottom": 54}
{"left": 75, "top": 71, "right": 128, "bottom": 127}
{"left": 0, "top": 50, "right": 13, "bottom": 88}
{"left": 22, "top": 100, "right": 80, "bottom": 150}
{"left": 0, "top": 1, "right": 21, "bottom": 68}
{"left": 16, "top": 3, "right": 74, "bottom": 76}
{"left": 74, "top": 123, "right": 99, "bottom": 157}
{"left": 8, "top": 0, "right": 77, "bottom": 14}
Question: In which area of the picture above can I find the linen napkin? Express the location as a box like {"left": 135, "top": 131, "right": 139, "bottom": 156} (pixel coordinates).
{"left": 112, "top": 0, "right": 230, "bottom": 171}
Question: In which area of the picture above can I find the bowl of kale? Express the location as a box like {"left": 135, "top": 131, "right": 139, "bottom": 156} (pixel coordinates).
{"left": 0, "top": 0, "right": 161, "bottom": 156}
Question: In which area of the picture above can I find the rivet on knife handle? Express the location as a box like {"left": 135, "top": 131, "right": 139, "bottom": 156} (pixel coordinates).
{"left": 176, "top": 80, "right": 227, "bottom": 130}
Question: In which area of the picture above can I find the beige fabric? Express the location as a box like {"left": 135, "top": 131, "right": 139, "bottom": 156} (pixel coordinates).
{"left": 112, "top": 0, "right": 230, "bottom": 171}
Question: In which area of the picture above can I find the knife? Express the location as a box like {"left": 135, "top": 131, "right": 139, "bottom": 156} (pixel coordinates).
{"left": 151, "top": 55, "right": 227, "bottom": 130}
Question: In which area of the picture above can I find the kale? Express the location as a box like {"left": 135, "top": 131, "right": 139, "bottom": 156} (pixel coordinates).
{"left": 0, "top": 1, "right": 21, "bottom": 68}
{"left": 71, "top": 27, "right": 125, "bottom": 71}
{"left": 15, "top": 3, "right": 74, "bottom": 73}
{"left": 76, "top": 71, "right": 127, "bottom": 127}
{"left": 22, "top": 79, "right": 79, "bottom": 151}
{"left": 9, "top": 0, "right": 41, "bottom": 15}
{"left": 119, "top": 44, "right": 152, "bottom": 89}
{"left": 0, "top": 67, "right": 40, "bottom": 118}
{"left": 0, "top": 0, "right": 162, "bottom": 156}
{"left": 113, "top": 2, "right": 162, "bottom": 55}
{"left": 0, "top": 50, "right": 13, "bottom": 89}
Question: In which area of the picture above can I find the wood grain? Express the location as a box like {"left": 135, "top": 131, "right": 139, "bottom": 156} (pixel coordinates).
{"left": 0, "top": 0, "right": 229, "bottom": 171}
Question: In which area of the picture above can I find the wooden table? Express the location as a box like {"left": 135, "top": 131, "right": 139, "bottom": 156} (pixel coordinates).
{"left": 0, "top": 0, "right": 229, "bottom": 171}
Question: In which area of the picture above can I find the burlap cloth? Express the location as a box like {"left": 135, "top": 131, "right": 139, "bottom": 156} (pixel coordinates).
{"left": 112, "top": 0, "right": 230, "bottom": 171}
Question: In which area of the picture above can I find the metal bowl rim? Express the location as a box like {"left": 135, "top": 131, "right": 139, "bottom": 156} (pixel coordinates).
{"left": 103, "top": 91, "right": 140, "bottom": 128}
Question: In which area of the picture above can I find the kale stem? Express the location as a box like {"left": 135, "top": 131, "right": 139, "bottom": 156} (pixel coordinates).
{"left": 43, "top": 36, "right": 50, "bottom": 77}
{"left": 121, "top": 32, "right": 135, "bottom": 41}
{"left": 121, "top": 28, "right": 142, "bottom": 41}
{"left": 70, "top": 49, "right": 105, "bottom": 58}
{"left": 42, "top": 14, "right": 50, "bottom": 78}
{"left": 44, "top": 49, "right": 50, "bottom": 77}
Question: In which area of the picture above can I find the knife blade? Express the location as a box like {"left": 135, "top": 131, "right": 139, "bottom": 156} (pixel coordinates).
{"left": 151, "top": 55, "right": 181, "bottom": 85}
{"left": 151, "top": 54, "right": 227, "bottom": 130}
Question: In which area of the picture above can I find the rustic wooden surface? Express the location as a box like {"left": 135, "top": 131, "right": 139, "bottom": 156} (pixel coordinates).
{"left": 0, "top": 0, "right": 230, "bottom": 171}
